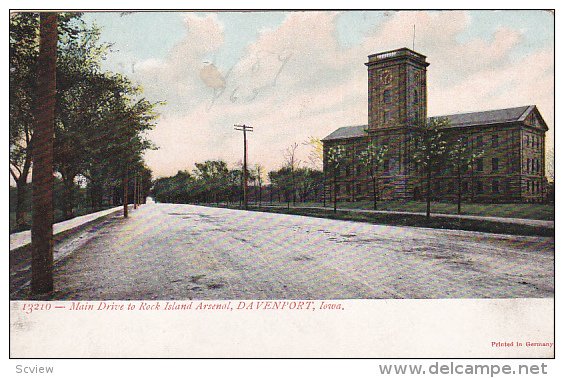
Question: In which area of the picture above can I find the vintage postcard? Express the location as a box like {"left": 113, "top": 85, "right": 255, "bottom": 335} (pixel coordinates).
{"left": 8, "top": 8, "right": 555, "bottom": 360}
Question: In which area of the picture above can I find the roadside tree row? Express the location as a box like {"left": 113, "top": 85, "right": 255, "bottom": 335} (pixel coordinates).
{"left": 10, "top": 12, "right": 160, "bottom": 231}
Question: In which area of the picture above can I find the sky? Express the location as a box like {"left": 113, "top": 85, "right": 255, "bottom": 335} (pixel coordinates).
{"left": 81, "top": 10, "right": 554, "bottom": 178}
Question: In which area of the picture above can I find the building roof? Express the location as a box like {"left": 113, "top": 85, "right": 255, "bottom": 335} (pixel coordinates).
{"left": 431, "top": 105, "right": 535, "bottom": 128}
{"left": 322, "top": 125, "right": 368, "bottom": 141}
{"left": 323, "top": 105, "right": 543, "bottom": 141}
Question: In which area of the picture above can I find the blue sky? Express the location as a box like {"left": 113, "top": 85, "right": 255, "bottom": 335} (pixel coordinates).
{"left": 81, "top": 11, "right": 554, "bottom": 177}
{"left": 84, "top": 10, "right": 553, "bottom": 72}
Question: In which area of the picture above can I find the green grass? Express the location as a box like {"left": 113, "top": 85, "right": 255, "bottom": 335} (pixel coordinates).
{"left": 265, "top": 200, "right": 554, "bottom": 221}
{"left": 237, "top": 205, "right": 554, "bottom": 237}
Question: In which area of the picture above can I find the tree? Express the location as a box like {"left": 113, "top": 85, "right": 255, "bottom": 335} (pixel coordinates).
{"left": 448, "top": 135, "right": 483, "bottom": 214}
{"left": 253, "top": 164, "right": 264, "bottom": 206}
{"left": 193, "top": 160, "right": 229, "bottom": 204}
{"left": 283, "top": 142, "right": 300, "bottom": 205}
{"left": 546, "top": 147, "right": 554, "bottom": 183}
{"left": 359, "top": 138, "right": 387, "bottom": 210}
{"left": 10, "top": 12, "right": 86, "bottom": 229}
{"left": 31, "top": 12, "right": 57, "bottom": 294}
{"left": 303, "top": 137, "right": 323, "bottom": 170}
{"left": 413, "top": 117, "right": 450, "bottom": 218}
{"left": 326, "top": 145, "right": 345, "bottom": 213}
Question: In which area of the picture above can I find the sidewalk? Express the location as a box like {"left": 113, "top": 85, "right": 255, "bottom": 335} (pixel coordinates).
{"left": 256, "top": 205, "right": 554, "bottom": 229}
{"left": 9, "top": 206, "right": 124, "bottom": 251}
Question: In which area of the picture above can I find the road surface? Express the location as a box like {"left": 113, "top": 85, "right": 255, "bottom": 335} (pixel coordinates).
{"left": 12, "top": 203, "right": 554, "bottom": 300}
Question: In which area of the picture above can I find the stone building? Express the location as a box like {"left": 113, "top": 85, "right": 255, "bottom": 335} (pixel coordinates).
{"left": 322, "top": 48, "right": 548, "bottom": 203}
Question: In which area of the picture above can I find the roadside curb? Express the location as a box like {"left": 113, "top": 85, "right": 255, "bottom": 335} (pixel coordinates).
{"left": 9, "top": 206, "right": 124, "bottom": 252}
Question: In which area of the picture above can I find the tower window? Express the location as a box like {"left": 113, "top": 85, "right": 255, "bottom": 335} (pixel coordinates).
{"left": 491, "top": 135, "right": 499, "bottom": 147}
{"left": 492, "top": 158, "right": 499, "bottom": 172}
{"left": 383, "top": 89, "right": 392, "bottom": 104}
{"left": 492, "top": 180, "right": 499, "bottom": 193}
{"left": 383, "top": 111, "right": 391, "bottom": 123}
{"left": 413, "top": 89, "right": 419, "bottom": 104}
{"left": 476, "top": 158, "right": 484, "bottom": 172}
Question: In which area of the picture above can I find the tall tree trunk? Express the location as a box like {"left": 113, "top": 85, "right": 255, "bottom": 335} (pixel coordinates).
{"left": 457, "top": 165, "right": 462, "bottom": 215}
{"left": 123, "top": 172, "right": 128, "bottom": 218}
{"left": 62, "top": 174, "right": 75, "bottom": 219}
{"left": 31, "top": 12, "right": 57, "bottom": 294}
{"left": 333, "top": 169, "right": 337, "bottom": 213}
{"left": 426, "top": 165, "right": 431, "bottom": 218}
{"left": 372, "top": 174, "right": 378, "bottom": 210}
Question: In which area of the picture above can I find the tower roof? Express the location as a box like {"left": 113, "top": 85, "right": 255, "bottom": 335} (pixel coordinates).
{"left": 365, "top": 47, "right": 429, "bottom": 67}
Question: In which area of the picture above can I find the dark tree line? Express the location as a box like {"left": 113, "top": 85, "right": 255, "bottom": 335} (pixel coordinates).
{"left": 10, "top": 12, "right": 160, "bottom": 231}
{"left": 152, "top": 160, "right": 324, "bottom": 207}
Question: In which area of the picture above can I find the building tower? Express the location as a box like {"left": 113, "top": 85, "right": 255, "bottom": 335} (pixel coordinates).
{"left": 365, "top": 48, "right": 429, "bottom": 198}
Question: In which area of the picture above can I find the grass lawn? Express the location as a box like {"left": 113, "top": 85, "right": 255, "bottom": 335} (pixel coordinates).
{"left": 266, "top": 200, "right": 554, "bottom": 221}
{"left": 232, "top": 205, "right": 554, "bottom": 237}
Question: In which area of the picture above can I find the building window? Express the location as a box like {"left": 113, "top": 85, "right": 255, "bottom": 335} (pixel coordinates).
{"left": 383, "top": 89, "right": 391, "bottom": 104}
{"left": 492, "top": 180, "right": 499, "bottom": 193}
{"left": 476, "top": 181, "right": 483, "bottom": 194}
{"left": 476, "top": 158, "right": 484, "bottom": 172}
{"left": 491, "top": 135, "right": 499, "bottom": 147}
{"left": 413, "top": 89, "right": 419, "bottom": 104}
{"left": 492, "top": 158, "right": 499, "bottom": 172}
{"left": 527, "top": 158, "right": 531, "bottom": 173}
{"left": 526, "top": 181, "right": 530, "bottom": 193}
{"left": 383, "top": 111, "right": 391, "bottom": 123}
{"left": 525, "top": 135, "right": 530, "bottom": 147}
{"left": 461, "top": 135, "right": 468, "bottom": 147}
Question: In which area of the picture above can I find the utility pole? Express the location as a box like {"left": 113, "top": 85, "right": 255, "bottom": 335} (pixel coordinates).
{"left": 31, "top": 12, "right": 57, "bottom": 294}
{"left": 234, "top": 124, "right": 253, "bottom": 209}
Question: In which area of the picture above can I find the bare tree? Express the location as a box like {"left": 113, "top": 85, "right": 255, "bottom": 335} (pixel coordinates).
{"left": 359, "top": 139, "right": 387, "bottom": 210}
{"left": 326, "top": 145, "right": 345, "bottom": 213}
{"left": 546, "top": 147, "right": 554, "bottom": 183}
{"left": 253, "top": 164, "right": 264, "bottom": 206}
{"left": 302, "top": 136, "right": 323, "bottom": 170}
{"left": 283, "top": 142, "right": 300, "bottom": 205}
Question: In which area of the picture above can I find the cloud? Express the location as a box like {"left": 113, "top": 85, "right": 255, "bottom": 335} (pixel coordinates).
{"left": 133, "top": 11, "right": 553, "bottom": 178}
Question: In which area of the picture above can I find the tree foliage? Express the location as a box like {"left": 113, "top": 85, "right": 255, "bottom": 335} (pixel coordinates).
{"left": 9, "top": 12, "right": 161, "bottom": 227}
